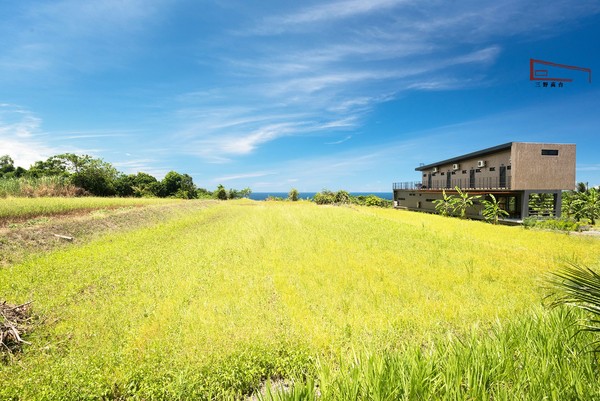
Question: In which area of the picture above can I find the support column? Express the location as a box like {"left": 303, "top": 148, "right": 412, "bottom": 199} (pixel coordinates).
{"left": 520, "top": 190, "right": 530, "bottom": 219}
{"left": 554, "top": 191, "right": 562, "bottom": 218}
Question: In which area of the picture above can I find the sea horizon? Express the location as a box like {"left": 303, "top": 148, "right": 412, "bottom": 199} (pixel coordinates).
{"left": 248, "top": 192, "right": 393, "bottom": 201}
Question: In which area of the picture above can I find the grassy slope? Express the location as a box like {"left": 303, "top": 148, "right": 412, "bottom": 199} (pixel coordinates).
{"left": 0, "top": 196, "right": 183, "bottom": 222}
{"left": 1, "top": 200, "right": 599, "bottom": 399}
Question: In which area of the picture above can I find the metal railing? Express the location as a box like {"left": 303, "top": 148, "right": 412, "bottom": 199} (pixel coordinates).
{"left": 393, "top": 176, "right": 511, "bottom": 191}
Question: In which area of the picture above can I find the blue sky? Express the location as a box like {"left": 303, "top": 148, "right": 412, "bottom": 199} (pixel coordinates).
{"left": 1, "top": 0, "right": 599, "bottom": 191}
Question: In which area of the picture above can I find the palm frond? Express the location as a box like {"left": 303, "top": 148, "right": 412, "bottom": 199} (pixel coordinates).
{"left": 549, "top": 264, "right": 600, "bottom": 314}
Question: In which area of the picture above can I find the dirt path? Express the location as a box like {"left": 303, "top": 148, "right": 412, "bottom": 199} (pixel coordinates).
{"left": 0, "top": 201, "right": 216, "bottom": 267}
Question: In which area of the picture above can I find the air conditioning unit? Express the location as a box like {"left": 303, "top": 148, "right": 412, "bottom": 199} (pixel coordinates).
{"left": 477, "top": 160, "right": 486, "bottom": 168}
{"left": 432, "top": 167, "right": 438, "bottom": 173}
{"left": 452, "top": 163, "right": 460, "bottom": 170}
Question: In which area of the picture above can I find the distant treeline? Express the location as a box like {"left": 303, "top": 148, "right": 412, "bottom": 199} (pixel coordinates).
{"left": 0, "top": 154, "right": 249, "bottom": 199}
{"left": 278, "top": 188, "right": 392, "bottom": 208}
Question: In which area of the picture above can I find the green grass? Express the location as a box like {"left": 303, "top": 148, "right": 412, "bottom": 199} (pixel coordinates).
{"left": 1, "top": 200, "right": 599, "bottom": 399}
{"left": 0, "top": 196, "right": 183, "bottom": 222}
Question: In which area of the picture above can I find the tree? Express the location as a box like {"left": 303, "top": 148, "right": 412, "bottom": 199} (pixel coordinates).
{"left": 451, "top": 187, "right": 480, "bottom": 219}
{"left": 288, "top": 188, "right": 299, "bottom": 202}
{"left": 433, "top": 190, "right": 455, "bottom": 217}
{"left": 162, "top": 171, "right": 197, "bottom": 198}
{"left": 573, "top": 188, "right": 600, "bottom": 225}
{"left": 335, "top": 190, "right": 351, "bottom": 204}
{"left": 481, "top": 194, "right": 509, "bottom": 224}
{"left": 196, "top": 187, "right": 213, "bottom": 199}
{"left": 240, "top": 187, "right": 252, "bottom": 198}
{"left": 313, "top": 189, "right": 335, "bottom": 205}
{"left": 0, "top": 155, "right": 15, "bottom": 177}
{"left": 215, "top": 184, "right": 227, "bottom": 200}
{"left": 576, "top": 182, "right": 588, "bottom": 193}
{"left": 227, "top": 188, "right": 240, "bottom": 199}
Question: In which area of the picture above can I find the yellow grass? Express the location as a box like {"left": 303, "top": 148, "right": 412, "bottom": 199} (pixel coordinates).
{"left": 1, "top": 200, "right": 598, "bottom": 399}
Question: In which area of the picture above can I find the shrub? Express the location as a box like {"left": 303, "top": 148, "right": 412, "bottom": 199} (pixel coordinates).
{"left": 288, "top": 188, "right": 299, "bottom": 202}
{"left": 523, "top": 217, "right": 583, "bottom": 231}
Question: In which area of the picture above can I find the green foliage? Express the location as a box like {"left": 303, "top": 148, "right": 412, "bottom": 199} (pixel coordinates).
{"left": 562, "top": 187, "right": 600, "bottom": 224}
{"left": 2, "top": 153, "right": 206, "bottom": 199}
{"left": 162, "top": 171, "right": 197, "bottom": 199}
{"left": 480, "top": 194, "right": 509, "bottom": 224}
{"left": 0, "top": 155, "right": 16, "bottom": 177}
{"left": 432, "top": 190, "right": 455, "bottom": 217}
{"left": 312, "top": 190, "right": 391, "bottom": 208}
{"left": 288, "top": 188, "right": 299, "bottom": 202}
{"left": 573, "top": 188, "right": 600, "bottom": 225}
{"left": 452, "top": 186, "right": 480, "bottom": 219}
{"left": 334, "top": 190, "right": 351, "bottom": 204}
{"left": 549, "top": 264, "right": 600, "bottom": 340}
{"left": 523, "top": 217, "right": 583, "bottom": 231}
{"left": 313, "top": 189, "right": 336, "bottom": 205}
{"left": 196, "top": 187, "right": 213, "bottom": 199}
{"left": 2, "top": 202, "right": 600, "bottom": 398}
{"left": 0, "top": 176, "right": 83, "bottom": 198}
{"left": 240, "top": 187, "right": 252, "bottom": 198}
{"left": 528, "top": 193, "right": 555, "bottom": 216}
{"left": 215, "top": 184, "right": 228, "bottom": 200}
{"left": 266, "top": 309, "right": 599, "bottom": 401}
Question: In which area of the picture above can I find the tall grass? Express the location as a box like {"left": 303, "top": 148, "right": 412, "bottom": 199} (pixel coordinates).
{"left": 0, "top": 196, "right": 184, "bottom": 222}
{"left": 264, "top": 308, "right": 600, "bottom": 400}
{"left": 1, "top": 201, "right": 599, "bottom": 399}
{"left": 0, "top": 176, "right": 82, "bottom": 198}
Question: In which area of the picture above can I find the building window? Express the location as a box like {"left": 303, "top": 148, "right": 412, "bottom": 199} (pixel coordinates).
{"left": 489, "top": 167, "right": 496, "bottom": 172}
{"left": 451, "top": 172, "right": 456, "bottom": 175}
{"left": 462, "top": 170, "right": 467, "bottom": 174}
{"left": 397, "top": 197, "right": 405, "bottom": 200}
{"left": 440, "top": 172, "right": 445, "bottom": 176}
{"left": 423, "top": 174, "right": 427, "bottom": 177}
{"left": 425, "top": 199, "right": 435, "bottom": 202}
{"left": 541, "top": 149, "right": 559, "bottom": 156}
{"left": 475, "top": 168, "right": 481, "bottom": 173}
{"left": 507, "top": 165, "right": 511, "bottom": 170}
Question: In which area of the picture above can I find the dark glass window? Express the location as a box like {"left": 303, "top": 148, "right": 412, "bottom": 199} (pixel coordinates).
{"left": 541, "top": 149, "right": 559, "bottom": 156}
{"left": 440, "top": 172, "right": 445, "bottom": 176}
{"left": 489, "top": 167, "right": 496, "bottom": 172}
{"left": 507, "top": 165, "right": 512, "bottom": 170}
{"left": 475, "top": 168, "right": 481, "bottom": 173}
{"left": 462, "top": 170, "right": 467, "bottom": 174}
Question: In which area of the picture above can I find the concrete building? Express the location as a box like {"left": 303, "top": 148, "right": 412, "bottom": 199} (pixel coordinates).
{"left": 393, "top": 142, "right": 576, "bottom": 220}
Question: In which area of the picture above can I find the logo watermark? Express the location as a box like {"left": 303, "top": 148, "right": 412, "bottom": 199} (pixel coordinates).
{"left": 530, "top": 59, "right": 592, "bottom": 88}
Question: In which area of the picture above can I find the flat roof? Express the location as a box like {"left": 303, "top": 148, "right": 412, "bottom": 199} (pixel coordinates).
{"left": 416, "top": 142, "right": 513, "bottom": 171}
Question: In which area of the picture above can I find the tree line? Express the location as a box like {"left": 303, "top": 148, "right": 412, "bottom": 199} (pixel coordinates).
{"left": 0, "top": 154, "right": 250, "bottom": 199}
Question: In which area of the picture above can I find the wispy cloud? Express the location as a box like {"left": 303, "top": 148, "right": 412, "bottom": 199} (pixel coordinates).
{"left": 326, "top": 135, "right": 352, "bottom": 145}
{"left": 252, "top": 0, "right": 407, "bottom": 34}
{"left": 212, "top": 171, "right": 277, "bottom": 183}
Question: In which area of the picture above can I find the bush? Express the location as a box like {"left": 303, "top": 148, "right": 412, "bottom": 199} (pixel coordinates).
{"left": 288, "top": 188, "right": 299, "bottom": 202}
{"left": 313, "top": 190, "right": 336, "bottom": 205}
{"left": 523, "top": 217, "right": 583, "bottom": 232}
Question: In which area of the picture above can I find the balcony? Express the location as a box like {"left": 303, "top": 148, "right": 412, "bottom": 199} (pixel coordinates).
{"left": 393, "top": 176, "right": 512, "bottom": 191}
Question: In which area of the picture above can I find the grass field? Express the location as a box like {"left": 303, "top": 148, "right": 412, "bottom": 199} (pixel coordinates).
{"left": 0, "top": 196, "right": 183, "bottom": 223}
{"left": 1, "top": 200, "right": 599, "bottom": 399}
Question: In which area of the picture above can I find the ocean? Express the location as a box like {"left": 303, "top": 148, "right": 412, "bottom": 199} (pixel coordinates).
{"left": 248, "top": 192, "right": 393, "bottom": 201}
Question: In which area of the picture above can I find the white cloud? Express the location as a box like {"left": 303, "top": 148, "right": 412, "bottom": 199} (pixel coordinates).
{"left": 212, "top": 171, "right": 277, "bottom": 183}
{"left": 326, "top": 135, "right": 352, "bottom": 145}
{"left": 254, "top": 0, "right": 407, "bottom": 33}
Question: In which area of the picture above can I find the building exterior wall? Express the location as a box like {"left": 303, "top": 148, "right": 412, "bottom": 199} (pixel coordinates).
{"left": 510, "top": 143, "right": 576, "bottom": 190}
{"left": 395, "top": 142, "right": 575, "bottom": 220}
{"left": 420, "top": 149, "right": 512, "bottom": 189}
